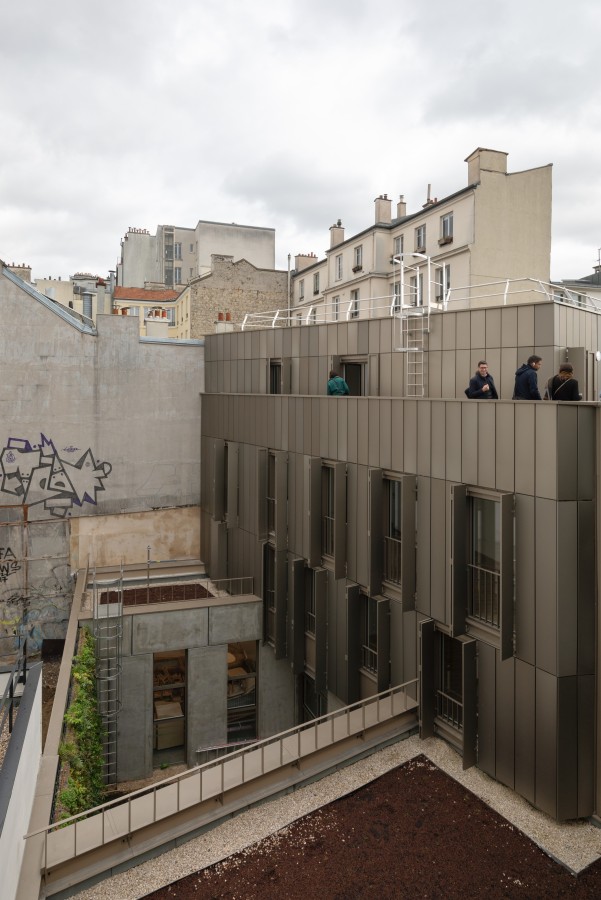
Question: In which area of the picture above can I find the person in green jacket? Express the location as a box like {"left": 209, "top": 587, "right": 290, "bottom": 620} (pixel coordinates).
{"left": 327, "top": 370, "right": 350, "bottom": 395}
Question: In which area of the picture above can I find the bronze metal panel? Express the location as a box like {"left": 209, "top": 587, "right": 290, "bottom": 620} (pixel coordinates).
{"left": 314, "top": 568, "right": 328, "bottom": 694}
{"left": 495, "top": 403, "right": 515, "bottom": 491}
{"left": 501, "top": 307, "right": 518, "bottom": 348}
{"left": 303, "top": 398, "right": 312, "bottom": 455}
{"left": 380, "top": 353, "right": 392, "bottom": 398}
{"left": 557, "top": 502, "right": 578, "bottom": 676}
{"left": 334, "top": 461, "right": 348, "bottom": 580}
{"left": 390, "top": 597, "right": 404, "bottom": 686}
{"left": 417, "top": 401, "right": 431, "bottom": 476}
{"left": 577, "top": 501, "right": 595, "bottom": 675}
{"left": 557, "top": 676, "right": 578, "bottom": 820}
{"left": 535, "top": 668, "right": 557, "bottom": 818}
{"left": 305, "top": 456, "right": 321, "bottom": 568}
{"left": 514, "top": 404, "right": 535, "bottom": 496}
{"left": 346, "top": 463, "right": 357, "bottom": 584}
{"left": 226, "top": 441, "right": 239, "bottom": 528}
{"left": 404, "top": 400, "right": 417, "bottom": 474}
{"left": 455, "top": 311, "right": 471, "bottom": 350}
{"left": 401, "top": 474, "right": 417, "bottom": 612}
{"left": 578, "top": 674, "right": 595, "bottom": 817}
{"left": 477, "top": 641, "right": 496, "bottom": 776}
{"left": 514, "top": 659, "right": 536, "bottom": 805}
{"left": 311, "top": 398, "right": 320, "bottom": 458}
{"left": 477, "top": 401, "right": 496, "bottom": 490}
{"left": 369, "top": 400, "right": 380, "bottom": 467}
{"left": 495, "top": 654, "right": 515, "bottom": 788}
{"left": 346, "top": 583, "right": 361, "bottom": 704}
{"left": 415, "top": 476, "right": 431, "bottom": 616}
{"left": 461, "top": 402, "right": 478, "bottom": 485}
{"left": 535, "top": 498, "right": 557, "bottom": 674}
{"left": 431, "top": 401, "right": 446, "bottom": 480}
{"left": 337, "top": 395, "right": 348, "bottom": 460}
{"left": 418, "top": 618, "right": 435, "bottom": 738}
{"left": 517, "top": 306, "right": 535, "bottom": 346}
{"left": 347, "top": 398, "right": 358, "bottom": 463}
{"left": 485, "top": 308, "right": 501, "bottom": 349}
{"left": 320, "top": 397, "right": 330, "bottom": 459}
{"left": 289, "top": 558, "right": 304, "bottom": 676}
{"left": 210, "top": 519, "right": 227, "bottom": 580}
{"left": 462, "top": 638, "right": 477, "bottom": 769}
{"left": 391, "top": 399, "right": 404, "bottom": 472}
{"left": 368, "top": 468, "right": 383, "bottom": 597}
{"left": 441, "top": 351, "right": 457, "bottom": 400}
{"left": 376, "top": 597, "right": 391, "bottom": 692}
{"left": 274, "top": 548, "right": 288, "bottom": 659}
{"left": 211, "top": 438, "right": 225, "bottom": 521}
{"left": 379, "top": 399, "right": 392, "bottom": 470}
{"left": 274, "top": 451, "right": 288, "bottom": 552}
{"left": 357, "top": 399, "right": 369, "bottom": 465}
{"left": 450, "top": 483, "right": 467, "bottom": 636}
{"left": 577, "top": 407, "right": 595, "bottom": 500}
{"left": 535, "top": 304, "right": 555, "bottom": 347}
{"left": 256, "top": 448, "right": 268, "bottom": 540}
{"left": 327, "top": 396, "right": 338, "bottom": 458}
{"left": 455, "top": 350, "right": 472, "bottom": 402}
{"left": 368, "top": 354, "right": 380, "bottom": 396}
{"left": 355, "top": 464, "right": 369, "bottom": 587}
{"left": 445, "top": 401, "right": 462, "bottom": 483}
{"left": 535, "top": 404, "right": 559, "bottom": 500}
{"left": 471, "top": 310, "right": 485, "bottom": 348}
{"left": 442, "top": 312, "right": 456, "bottom": 351}
{"left": 428, "top": 351, "right": 442, "bottom": 398}
{"left": 430, "top": 478, "right": 446, "bottom": 624}
{"left": 499, "top": 492, "right": 515, "bottom": 661}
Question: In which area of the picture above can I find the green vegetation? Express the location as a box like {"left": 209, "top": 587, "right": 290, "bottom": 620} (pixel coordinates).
{"left": 58, "top": 626, "right": 105, "bottom": 817}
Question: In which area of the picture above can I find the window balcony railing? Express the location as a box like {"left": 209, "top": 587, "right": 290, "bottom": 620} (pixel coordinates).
{"left": 436, "top": 689, "right": 463, "bottom": 731}
{"left": 305, "top": 610, "right": 316, "bottom": 635}
{"left": 361, "top": 644, "right": 378, "bottom": 674}
{"left": 383, "top": 536, "right": 402, "bottom": 584}
{"left": 322, "top": 516, "right": 335, "bottom": 557}
{"left": 468, "top": 564, "right": 500, "bottom": 627}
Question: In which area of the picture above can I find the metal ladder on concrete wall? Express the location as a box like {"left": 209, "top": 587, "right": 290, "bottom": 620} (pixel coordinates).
{"left": 402, "top": 310, "right": 429, "bottom": 397}
{"left": 92, "top": 570, "right": 123, "bottom": 789}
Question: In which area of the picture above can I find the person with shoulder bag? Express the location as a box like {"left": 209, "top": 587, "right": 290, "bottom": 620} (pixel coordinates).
{"left": 544, "top": 363, "right": 581, "bottom": 401}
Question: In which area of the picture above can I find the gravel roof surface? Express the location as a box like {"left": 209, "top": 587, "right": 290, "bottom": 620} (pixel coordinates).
{"left": 74, "top": 735, "right": 601, "bottom": 899}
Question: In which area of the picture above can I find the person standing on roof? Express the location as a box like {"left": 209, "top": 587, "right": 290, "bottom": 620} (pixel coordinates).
{"left": 513, "top": 355, "right": 542, "bottom": 400}
{"left": 327, "top": 370, "right": 350, "bottom": 395}
{"left": 465, "top": 361, "right": 499, "bottom": 399}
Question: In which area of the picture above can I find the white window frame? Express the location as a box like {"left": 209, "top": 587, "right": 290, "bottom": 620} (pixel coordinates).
{"left": 440, "top": 212, "right": 454, "bottom": 243}
{"left": 349, "top": 289, "right": 360, "bottom": 319}
{"left": 313, "top": 272, "right": 320, "bottom": 295}
{"left": 298, "top": 279, "right": 305, "bottom": 301}
{"left": 335, "top": 254, "right": 343, "bottom": 281}
{"left": 393, "top": 235, "right": 404, "bottom": 258}
{"left": 415, "top": 224, "right": 426, "bottom": 253}
{"left": 353, "top": 245, "right": 363, "bottom": 271}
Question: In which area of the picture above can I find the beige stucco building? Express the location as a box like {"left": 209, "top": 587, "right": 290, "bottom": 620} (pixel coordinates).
{"left": 291, "top": 148, "right": 553, "bottom": 321}
{"left": 117, "top": 220, "right": 277, "bottom": 290}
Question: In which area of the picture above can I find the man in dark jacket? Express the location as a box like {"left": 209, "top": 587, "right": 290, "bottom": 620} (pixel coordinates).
{"left": 513, "top": 355, "right": 542, "bottom": 400}
{"left": 465, "top": 361, "right": 498, "bottom": 399}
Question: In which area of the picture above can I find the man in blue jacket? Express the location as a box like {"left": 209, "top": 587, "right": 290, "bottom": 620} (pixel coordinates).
{"left": 327, "top": 370, "right": 350, "bottom": 395}
{"left": 465, "top": 361, "right": 498, "bottom": 399}
{"left": 513, "top": 355, "right": 542, "bottom": 400}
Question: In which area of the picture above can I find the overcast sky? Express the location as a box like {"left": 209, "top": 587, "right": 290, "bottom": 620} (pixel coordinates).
{"left": 1, "top": 0, "right": 599, "bottom": 283}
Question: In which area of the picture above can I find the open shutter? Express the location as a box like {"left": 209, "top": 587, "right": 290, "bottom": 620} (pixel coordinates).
{"left": 345, "top": 583, "right": 361, "bottom": 704}
{"left": 274, "top": 451, "right": 288, "bottom": 552}
{"left": 462, "top": 638, "right": 477, "bottom": 769}
{"left": 376, "top": 596, "right": 390, "bottom": 693}
{"left": 419, "top": 618, "right": 435, "bottom": 738}
{"left": 368, "top": 469, "right": 383, "bottom": 597}
{"left": 333, "top": 462, "right": 347, "bottom": 580}
{"left": 499, "top": 493, "right": 514, "bottom": 661}
{"left": 304, "top": 456, "right": 321, "bottom": 568}
{"left": 314, "top": 568, "right": 328, "bottom": 694}
{"left": 451, "top": 483, "right": 468, "bottom": 637}
{"left": 256, "top": 448, "right": 268, "bottom": 540}
{"left": 210, "top": 519, "right": 227, "bottom": 580}
{"left": 226, "top": 441, "right": 239, "bottom": 528}
{"left": 288, "top": 558, "right": 305, "bottom": 675}
{"left": 210, "top": 438, "right": 225, "bottom": 521}
{"left": 400, "top": 475, "right": 417, "bottom": 611}
{"left": 274, "top": 548, "right": 288, "bottom": 659}
{"left": 281, "top": 357, "right": 291, "bottom": 395}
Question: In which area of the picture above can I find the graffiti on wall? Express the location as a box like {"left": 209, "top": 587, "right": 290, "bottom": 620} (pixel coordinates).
{"left": 0, "top": 547, "right": 21, "bottom": 583}
{"left": 0, "top": 434, "right": 112, "bottom": 518}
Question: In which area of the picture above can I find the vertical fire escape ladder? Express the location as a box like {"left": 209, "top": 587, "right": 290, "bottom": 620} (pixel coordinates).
{"left": 402, "top": 310, "right": 429, "bottom": 397}
{"left": 92, "top": 570, "right": 123, "bottom": 789}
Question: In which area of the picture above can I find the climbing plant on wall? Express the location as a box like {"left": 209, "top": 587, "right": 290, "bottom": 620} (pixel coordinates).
{"left": 58, "top": 626, "right": 105, "bottom": 816}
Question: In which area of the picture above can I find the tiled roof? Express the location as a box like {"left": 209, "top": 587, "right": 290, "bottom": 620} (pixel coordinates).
{"left": 113, "top": 287, "right": 180, "bottom": 301}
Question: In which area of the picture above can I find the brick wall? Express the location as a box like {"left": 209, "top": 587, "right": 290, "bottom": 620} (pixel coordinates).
{"left": 189, "top": 255, "right": 288, "bottom": 338}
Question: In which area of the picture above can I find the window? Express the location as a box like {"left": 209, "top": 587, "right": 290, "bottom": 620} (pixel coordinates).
{"left": 153, "top": 650, "right": 185, "bottom": 753}
{"left": 350, "top": 289, "right": 360, "bottom": 318}
{"left": 269, "top": 361, "right": 282, "bottom": 394}
{"left": 174, "top": 242, "right": 182, "bottom": 259}
{"left": 440, "top": 212, "right": 453, "bottom": 244}
{"left": 469, "top": 496, "right": 501, "bottom": 627}
{"left": 393, "top": 235, "right": 404, "bottom": 259}
{"left": 189, "top": 267, "right": 194, "bottom": 278}
{"left": 313, "top": 272, "right": 320, "bottom": 295}
{"left": 343, "top": 360, "right": 366, "bottom": 396}
{"left": 227, "top": 641, "right": 257, "bottom": 743}
{"left": 335, "top": 254, "right": 343, "bottom": 281}
{"left": 174, "top": 267, "right": 182, "bottom": 285}
{"left": 392, "top": 282, "right": 401, "bottom": 313}
{"left": 298, "top": 279, "right": 305, "bottom": 301}
{"left": 360, "top": 593, "right": 378, "bottom": 673}
{"left": 332, "top": 295, "right": 340, "bottom": 321}
{"left": 189, "top": 243, "right": 194, "bottom": 252}
{"left": 321, "top": 465, "right": 335, "bottom": 557}
{"left": 383, "top": 478, "right": 402, "bottom": 584}
{"left": 302, "top": 673, "right": 326, "bottom": 722}
{"left": 409, "top": 274, "right": 424, "bottom": 306}
{"left": 353, "top": 245, "right": 363, "bottom": 272}
{"left": 415, "top": 224, "right": 426, "bottom": 252}
{"left": 436, "top": 633, "right": 463, "bottom": 730}
{"left": 435, "top": 264, "right": 451, "bottom": 302}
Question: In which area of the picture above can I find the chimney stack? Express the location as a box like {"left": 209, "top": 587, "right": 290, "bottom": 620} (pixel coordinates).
{"left": 397, "top": 194, "right": 407, "bottom": 218}
{"left": 329, "top": 220, "right": 345, "bottom": 248}
{"left": 374, "top": 194, "right": 392, "bottom": 224}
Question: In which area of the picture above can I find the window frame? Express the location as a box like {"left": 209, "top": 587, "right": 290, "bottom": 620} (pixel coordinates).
{"left": 335, "top": 254, "right": 343, "bottom": 281}
{"left": 439, "top": 212, "right": 454, "bottom": 245}
{"left": 353, "top": 245, "right": 363, "bottom": 272}
{"left": 415, "top": 224, "right": 426, "bottom": 252}
{"left": 298, "top": 279, "right": 305, "bottom": 301}
{"left": 313, "top": 272, "right": 320, "bottom": 295}
{"left": 349, "top": 289, "right": 360, "bottom": 319}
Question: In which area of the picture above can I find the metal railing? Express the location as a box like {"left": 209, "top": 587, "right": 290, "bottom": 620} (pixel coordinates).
{"left": 436, "top": 690, "right": 463, "bottom": 731}
{"left": 28, "top": 679, "right": 418, "bottom": 874}
{"left": 468, "top": 564, "right": 500, "bottom": 627}
{"left": 361, "top": 645, "right": 378, "bottom": 674}
{"left": 322, "top": 516, "right": 334, "bottom": 557}
{"left": 383, "top": 536, "right": 402, "bottom": 585}
{"left": 237, "top": 277, "right": 601, "bottom": 330}
{"left": 0, "top": 638, "right": 28, "bottom": 737}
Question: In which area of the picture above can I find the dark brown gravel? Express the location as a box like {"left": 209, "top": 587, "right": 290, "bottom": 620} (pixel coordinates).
{"left": 144, "top": 755, "right": 601, "bottom": 899}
